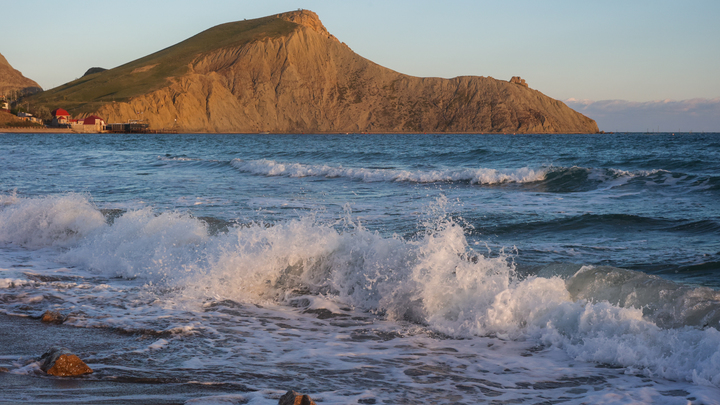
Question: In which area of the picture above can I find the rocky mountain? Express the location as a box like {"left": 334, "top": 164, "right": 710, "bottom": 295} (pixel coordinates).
{"left": 0, "top": 53, "right": 42, "bottom": 97}
{"left": 29, "top": 10, "right": 598, "bottom": 133}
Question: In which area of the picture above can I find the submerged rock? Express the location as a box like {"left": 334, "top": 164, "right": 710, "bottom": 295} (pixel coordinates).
{"left": 279, "top": 390, "right": 317, "bottom": 405}
{"left": 41, "top": 310, "right": 66, "bottom": 324}
{"left": 0, "top": 367, "right": 9, "bottom": 372}
{"left": 39, "top": 347, "right": 93, "bottom": 377}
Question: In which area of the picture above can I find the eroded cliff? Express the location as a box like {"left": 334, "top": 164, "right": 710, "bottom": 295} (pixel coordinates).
{"left": 43, "top": 10, "right": 600, "bottom": 133}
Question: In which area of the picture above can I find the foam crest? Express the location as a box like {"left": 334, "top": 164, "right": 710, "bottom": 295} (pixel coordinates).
{"left": 231, "top": 159, "right": 547, "bottom": 184}
{"left": 191, "top": 219, "right": 720, "bottom": 385}
{"left": 4, "top": 194, "right": 720, "bottom": 387}
{"left": 0, "top": 193, "right": 106, "bottom": 248}
{"left": 63, "top": 208, "right": 209, "bottom": 280}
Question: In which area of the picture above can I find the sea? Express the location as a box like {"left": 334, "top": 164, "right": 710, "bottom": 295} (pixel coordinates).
{"left": 1, "top": 132, "right": 719, "bottom": 404}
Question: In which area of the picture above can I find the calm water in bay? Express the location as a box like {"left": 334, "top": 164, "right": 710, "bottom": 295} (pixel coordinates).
{"left": 1, "top": 132, "right": 719, "bottom": 404}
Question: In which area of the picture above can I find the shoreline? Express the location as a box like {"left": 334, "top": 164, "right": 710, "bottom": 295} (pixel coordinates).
{"left": 0, "top": 313, "right": 267, "bottom": 404}
{"left": 0, "top": 127, "right": 74, "bottom": 133}
{"left": 5, "top": 127, "right": 712, "bottom": 135}
{"left": 0, "top": 128, "right": 607, "bottom": 135}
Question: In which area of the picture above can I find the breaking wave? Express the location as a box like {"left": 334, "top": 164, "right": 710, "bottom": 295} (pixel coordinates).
{"left": 2, "top": 193, "right": 720, "bottom": 386}
{"left": 230, "top": 159, "right": 547, "bottom": 184}
{"left": 227, "top": 159, "right": 719, "bottom": 194}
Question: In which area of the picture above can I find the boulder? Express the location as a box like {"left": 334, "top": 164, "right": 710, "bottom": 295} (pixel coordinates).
{"left": 510, "top": 76, "right": 529, "bottom": 87}
{"left": 41, "top": 310, "right": 66, "bottom": 324}
{"left": 0, "top": 367, "right": 9, "bottom": 372}
{"left": 279, "top": 390, "right": 317, "bottom": 405}
{"left": 39, "top": 347, "right": 93, "bottom": 377}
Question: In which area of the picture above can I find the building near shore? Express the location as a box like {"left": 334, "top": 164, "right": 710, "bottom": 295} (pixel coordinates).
{"left": 72, "top": 115, "right": 106, "bottom": 133}
{"left": 51, "top": 108, "right": 71, "bottom": 127}
{"left": 17, "top": 111, "right": 43, "bottom": 125}
{"left": 50, "top": 108, "right": 106, "bottom": 132}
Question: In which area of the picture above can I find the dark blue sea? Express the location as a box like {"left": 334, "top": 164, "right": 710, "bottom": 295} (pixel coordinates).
{"left": 1, "top": 132, "right": 719, "bottom": 404}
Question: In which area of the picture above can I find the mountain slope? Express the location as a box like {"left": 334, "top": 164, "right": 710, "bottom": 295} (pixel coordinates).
{"left": 0, "top": 53, "right": 42, "bottom": 96}
{"left": 30, "top": 10, "right": 598, "bottom": 133}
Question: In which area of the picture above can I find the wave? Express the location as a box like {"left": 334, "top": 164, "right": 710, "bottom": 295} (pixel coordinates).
{"left": 539, "top": 264, "right": 720, "bottom": 329}
{"left": 227, "top": 159, "right": 720, "bottom": 194}
{"left": 0, "top": 192, "right": 107, "bottom": 248}
{"left": 230, "top": 159, "right": 547, "bottom": 184}
{"left": 3, "top": 193, "right": 720, "bottom": 386}
{"left": 481, "top": 214, "right": 720, "bottom": 237}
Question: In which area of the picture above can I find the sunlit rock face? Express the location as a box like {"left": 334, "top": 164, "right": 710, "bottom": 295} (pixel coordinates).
{"left": 0, "top": 52, "right": 42, "bottom": 97}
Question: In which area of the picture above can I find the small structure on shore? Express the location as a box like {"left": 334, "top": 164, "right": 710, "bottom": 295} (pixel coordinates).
{"left": 50, "top": 108, "right": 107, "bottom": 132}
{"left": 107, "top": 120, "right": 176, "bottom": 133}
{"left": 17, "top": 111, "right": 43, "bottom": 125}
{"left": 51, "top": 108, "right": 71, "bottom": 127}
{"left": 74, "top": 115, "right": 106, "bottom": 133}
{"left": 107, "top": 121, "right": 149, "bottom": 133}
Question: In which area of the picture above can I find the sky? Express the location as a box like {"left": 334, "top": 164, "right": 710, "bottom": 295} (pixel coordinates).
{"left": 3, "top": 0, "right": 719, "bottom": 131}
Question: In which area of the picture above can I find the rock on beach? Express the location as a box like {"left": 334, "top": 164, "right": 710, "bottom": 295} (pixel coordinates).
{"left": 41, "top": 310, "right": 66, "bottom": 324}
{"left": 39, "top": 347, "right": 93, "bottom": 377}
{"left": 279, "top": 390, "right": 317, "bottom": 405}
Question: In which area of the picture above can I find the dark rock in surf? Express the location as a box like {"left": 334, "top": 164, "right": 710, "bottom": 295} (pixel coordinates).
{"left": 41, "top": 310, "right": 66, "bottom": 324}
{"left": 39, "top": 347, "right": 93, "bottom": 377}
{"left": 279, "top": 390, "right": 317, "bottom": 405}
{"left": 0, "top": 367, "right": 9, "bottom": 372}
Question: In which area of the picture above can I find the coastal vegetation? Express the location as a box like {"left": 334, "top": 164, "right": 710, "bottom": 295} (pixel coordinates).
{"left": 27, "top": 16, "right": 298, "bottom": 115}
{"left": 0, "top": 110, "right": 44, "bottom": 128}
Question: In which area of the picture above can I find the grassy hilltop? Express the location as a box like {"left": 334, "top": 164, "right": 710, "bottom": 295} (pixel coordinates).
{"left": 29, "top": 15, "right": 297, "bottom": 115}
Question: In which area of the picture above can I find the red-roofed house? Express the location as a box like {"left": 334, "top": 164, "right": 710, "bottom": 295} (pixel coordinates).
{"left": 51, "top": 108, "right": 71, "bottom": 127}
{"left": 83, "top": 115, "right": 105, "bottom": 126}
{"left": 71, "top": 115, "right": 106, "bottom": 133}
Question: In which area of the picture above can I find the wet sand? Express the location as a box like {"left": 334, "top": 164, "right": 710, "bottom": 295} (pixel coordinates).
{"left": 0, "top": 314, "right": 255, "bottom": 404}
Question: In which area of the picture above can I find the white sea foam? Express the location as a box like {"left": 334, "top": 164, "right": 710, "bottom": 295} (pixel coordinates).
{"left": 0, "top": 193, "right": 106, "bottom": 248}
{"left": 157, "top": 156, "right": 201, "bottom": 162}
{"left": 62, "top": 207, "right": 209, "bottom": 280}
{"left": 230, "top": 159, "right": 547, "bottom": 184}
{"left": 2, "top": 193, "right": 720, "bottom": 388}
{"left": 230, "top": 159, "right": 687, "bottom": 191}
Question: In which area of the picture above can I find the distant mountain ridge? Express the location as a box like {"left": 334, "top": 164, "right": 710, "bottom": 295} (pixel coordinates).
{"left": 28, "top": 10, "right": 598, "bottom": 133}
{"left": 0, "top": 53, "right": 42, "bottom": 97}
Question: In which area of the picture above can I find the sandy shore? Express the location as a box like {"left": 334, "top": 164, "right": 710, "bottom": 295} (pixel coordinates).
{"left": 0, "top": 127, "right": 74, "bottom": 133}
{"left": 0, "top": 314, "right": 256, "bottom": 404}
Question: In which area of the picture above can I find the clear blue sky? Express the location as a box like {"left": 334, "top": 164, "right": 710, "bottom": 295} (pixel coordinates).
{"left": 3, "top": 0, "right": 719, "bottom": 130}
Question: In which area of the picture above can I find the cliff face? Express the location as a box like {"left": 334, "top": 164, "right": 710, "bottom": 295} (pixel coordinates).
{"left": 0, "top": 53, "right": 42, "bottom": 96}
{"left": 86, "top": 11, "right": 598, "bottom": 133}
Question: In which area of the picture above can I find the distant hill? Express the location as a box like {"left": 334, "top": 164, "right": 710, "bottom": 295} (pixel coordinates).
{"left": 0, "top": 53, "right": 42, "bottom": 97}
{"left": 83, "top": 67, "right": 107, "bottom": 77}
{"left": 26, "top": 10, "right": 598, "bottom": 133}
